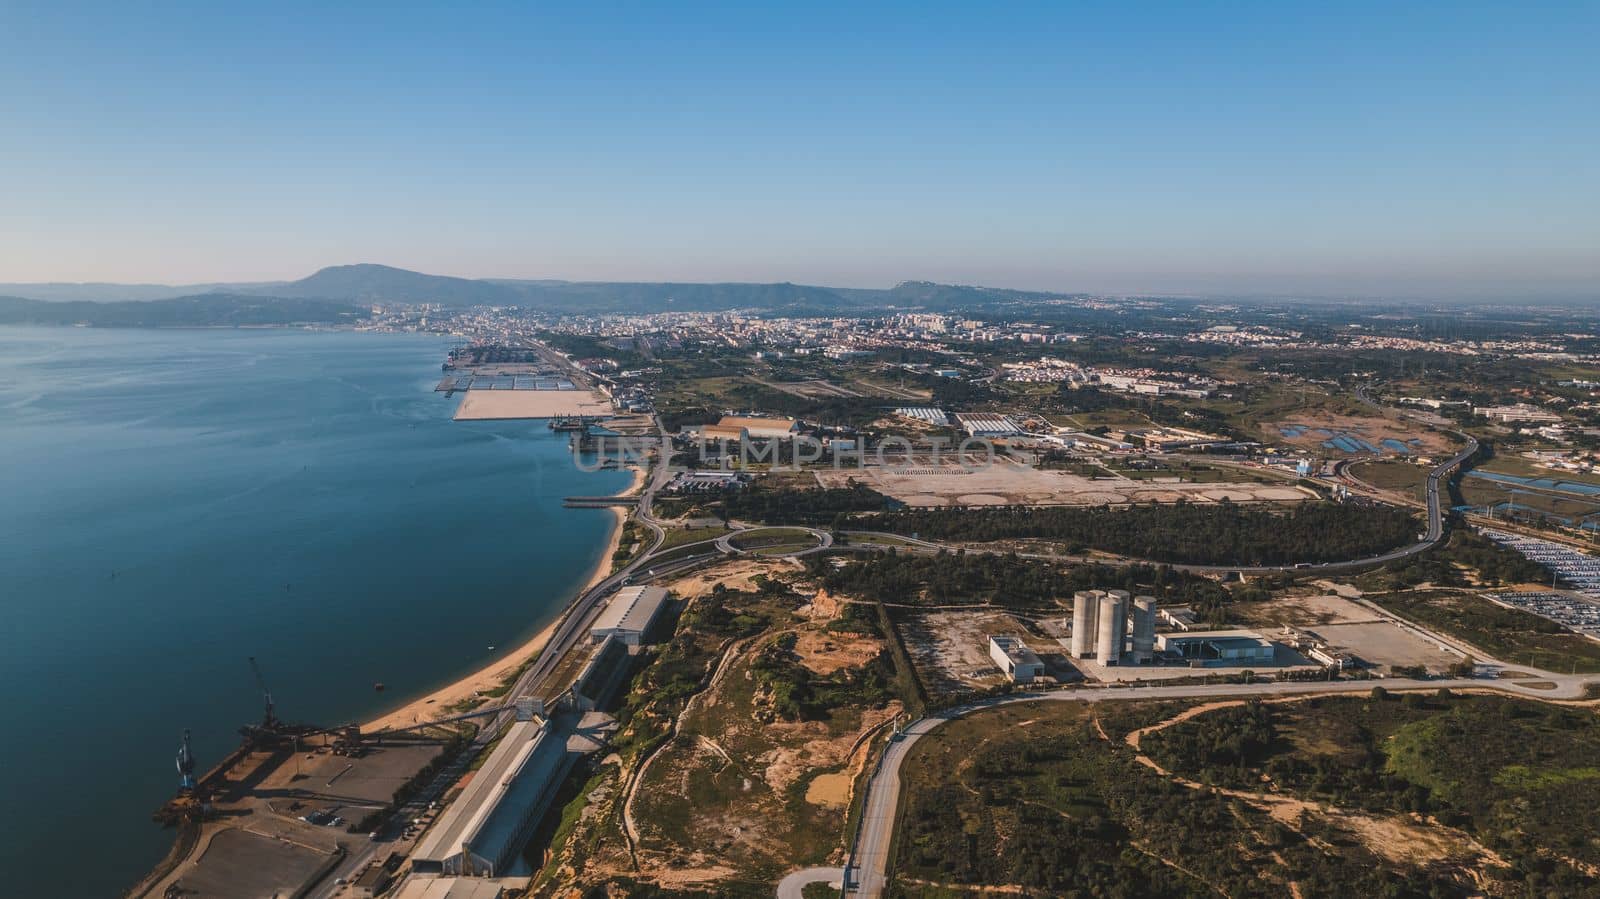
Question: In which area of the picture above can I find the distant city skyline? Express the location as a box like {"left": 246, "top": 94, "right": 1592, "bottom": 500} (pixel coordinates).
{"left": 2, "top": 1, "right": 1595, "bottom": 299}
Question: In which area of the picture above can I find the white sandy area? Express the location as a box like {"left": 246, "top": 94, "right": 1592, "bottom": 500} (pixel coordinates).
{"left": 363, "top": 464, "right": 647, "bottom": 732}
{"left": 453, "top": 389, "right": 613, "bottom": 420}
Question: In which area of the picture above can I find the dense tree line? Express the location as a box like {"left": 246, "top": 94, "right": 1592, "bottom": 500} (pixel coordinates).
{"left": 721, "top": 483, "right": 891, "bottom": 525}
{"left": 813, "top": 549, "right": 1235, "bottom": 616}
{"left": 868, "top": 501, "right": 1419, "bottom": 566}
{"left": 1365, "top": 529, "right": 1546, "bottom": 590}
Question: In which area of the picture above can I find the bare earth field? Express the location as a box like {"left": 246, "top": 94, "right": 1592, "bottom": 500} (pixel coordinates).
{"left": 452, "top": 388, "right": 613, "bottom": 419}
{"left": 1234, "top": 592, "right": 1465, "bottom": 672}
{"left": 816, "top": 457, "right": 1310, "bottom": 507}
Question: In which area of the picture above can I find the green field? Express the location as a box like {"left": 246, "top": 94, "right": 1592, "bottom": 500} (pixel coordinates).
{"left": 1349, "top": 459, "right": 1428, "bottom": 498}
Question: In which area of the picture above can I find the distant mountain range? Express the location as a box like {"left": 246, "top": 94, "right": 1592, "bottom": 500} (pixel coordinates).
{"left": 0, "top": 264, "right": 1087, "bottom": 315}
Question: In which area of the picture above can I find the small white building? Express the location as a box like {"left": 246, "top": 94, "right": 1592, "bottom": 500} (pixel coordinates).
{"left": 988, "top": 635, "right": 1045, "bottom": 683}
{"left": 590, "top": 586, "right": 670, "bottom": 646}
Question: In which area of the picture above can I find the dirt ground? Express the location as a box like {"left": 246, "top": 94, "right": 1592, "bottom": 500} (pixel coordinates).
{"left": 665, "top": 558, "right": 802, "bottom": 599}
{"left": 1233, "top": 592, "right": 1386, "bottom": 628}
{"left": 1232, "top": 591, "right": 1465, "bottom": 673}
{"left": 896, "top": 609, "right": 1064, "bottom": 694}
{"left": 816, "top": 456, "right": 1310, "bottom": 507}
{"left": 1313, "top": 621, "right": 1464, "bottom": 672}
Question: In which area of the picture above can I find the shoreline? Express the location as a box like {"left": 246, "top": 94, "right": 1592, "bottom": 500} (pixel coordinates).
{"left": 363, "top": 462, "right": 647, "bottom": 732}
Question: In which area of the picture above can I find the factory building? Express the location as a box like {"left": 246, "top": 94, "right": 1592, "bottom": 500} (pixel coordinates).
{"left": 1095, "top": 591, "right": 1128, "bottom": 664}
{"left": 392, "top": 879, "right": 506, "bottom": 899}
{"left": 699, "top": 415, "right": 801, "bottom": 441}
{"left": 1157, "top": 630, "right": 1276, "bottom": 665}
{"left": 411, "top": 717, "right": 566, "bottom": 876}
{"left": 988, "top": 635, "right": 1045, "bottom": 683}
{"left": 590, "top": 585, "right": 669, "bottom": 646}
{"left": 1159, "top": 606, "right": 1198, "bottom": 631}
{"left": 956, "top": 413, "right": 1022, "bottom": 437}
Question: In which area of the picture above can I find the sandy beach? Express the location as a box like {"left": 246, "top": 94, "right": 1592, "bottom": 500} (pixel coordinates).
{"left": 363, "top": 463, "right": 647, "bottom": 732}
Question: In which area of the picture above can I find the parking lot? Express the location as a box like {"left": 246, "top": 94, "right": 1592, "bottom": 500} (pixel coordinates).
{"left": 1485, "top": 529, "right": 1600, "bottom": 597}
{"left": 1484, "top": 591, "right": 1600, "bottom": 639}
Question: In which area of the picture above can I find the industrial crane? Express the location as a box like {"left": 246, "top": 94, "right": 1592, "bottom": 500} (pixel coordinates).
{"left": 248, "top": 656, "right": 278, "bottom": 732}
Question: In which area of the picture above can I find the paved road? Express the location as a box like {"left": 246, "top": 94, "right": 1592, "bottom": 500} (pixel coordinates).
{"left": 715, "top": 525, "right": 834, "bottom": 556}
{"left": 845, "top": 670, "right": 1596, "bottom": 897}
{"left": 777, "top": 866, "right": 846, "bottom": 899}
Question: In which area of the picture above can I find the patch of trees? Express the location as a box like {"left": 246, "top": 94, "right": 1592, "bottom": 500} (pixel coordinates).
{"left": 1143, "top": 693, "right": 1600, "bottom": 891}
{"left": 816, "top": 549, "right": 1235, "bottom": 618}
{"left": 868, "top": 501, "right": 1419, "bottom": 566}
{"left": 721, "top": 483, "right": 891, "bottom": 525}
{"left": 749, "top": 632, "right": 894, "bottom": 721}
{"left": 1366, "top": 529, "right": 1545, "bottom": 590}
{"left": 895, "top": 712, "right": 1452, "bottom": 897}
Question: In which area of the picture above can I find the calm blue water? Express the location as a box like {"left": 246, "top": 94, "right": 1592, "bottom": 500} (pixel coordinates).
{"left": 0, "top": 327, "right": 627, "bottom": 896}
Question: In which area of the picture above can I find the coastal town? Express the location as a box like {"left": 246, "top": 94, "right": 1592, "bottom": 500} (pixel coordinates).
{"left": 130, "top": 293, "right": 1600, "bottom": 899}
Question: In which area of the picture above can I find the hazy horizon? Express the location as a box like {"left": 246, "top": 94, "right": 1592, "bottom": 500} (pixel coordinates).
{"left": 2, "top": 2, "right": 1596, "bottom": 300}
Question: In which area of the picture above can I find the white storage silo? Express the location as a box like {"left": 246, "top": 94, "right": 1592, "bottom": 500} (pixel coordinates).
{"left": 1070, "top": 590, "right": 1100, "bottom": 658}
{"left": 1096, "top": 592, "right": 1126, "bottom": 664}
{"left": 1131, "top": 596, "right": 1157, "bottom": 663}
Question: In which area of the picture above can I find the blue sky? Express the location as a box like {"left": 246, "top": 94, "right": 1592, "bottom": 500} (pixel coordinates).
{"left": 1, "top": 1, "right": 1595, "bottom": 298}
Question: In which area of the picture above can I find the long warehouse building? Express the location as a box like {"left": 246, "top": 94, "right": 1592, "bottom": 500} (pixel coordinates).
{"left": 411, "top": 717, "right": 569, "bottom": 877}
{"left": 590, "top": 585, "right": 669, "bottom": 646}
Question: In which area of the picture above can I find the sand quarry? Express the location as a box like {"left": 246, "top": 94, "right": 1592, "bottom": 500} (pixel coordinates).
{"left": 816, "top": 457, "right": 1311, "bottom": 507}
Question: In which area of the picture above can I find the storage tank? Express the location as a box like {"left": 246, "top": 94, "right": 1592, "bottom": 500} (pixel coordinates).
{"left": 1096, "top": 592, "right": 1126, "bottom": 664}
{"left": 1131, "top": 596, "right": 1157, "bottom": 663}
{"left": 1070, "top": 590, "right": 1100, "bottom": 658}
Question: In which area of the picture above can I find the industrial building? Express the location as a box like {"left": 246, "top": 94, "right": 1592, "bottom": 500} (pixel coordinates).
{"left": 1156, "top": 630, "right": 1276, "bottom": 666}
{"left": 956, "top": 413, "right": 1022, "bottom": 437}
{"left": 590, "top": 585, "right": 669, "bottom": 646}
{"left": 699, "top": 415, "right": 801, "bottom": 441}
{"left": 410, "top": 716, "right": 567, "bottom": 876}
{"left": 393, "top": 879, "right": 506, "bottom": 899}
{"left": 1159, "top": 606, "right": 1198, "bottom": 631}
{"left": 988, "top": 635, "right": 1044, "bottom": 683}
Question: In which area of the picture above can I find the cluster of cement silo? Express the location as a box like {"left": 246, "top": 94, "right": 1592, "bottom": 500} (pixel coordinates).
{"left": 1070, "top": 590, "right": 1157, "bottom": 665}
